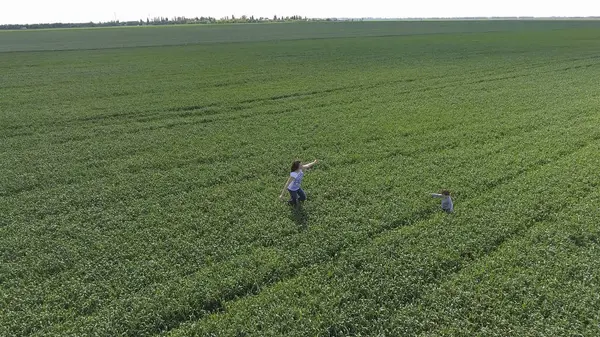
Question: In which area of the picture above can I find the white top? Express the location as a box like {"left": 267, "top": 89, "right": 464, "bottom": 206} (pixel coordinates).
{"left": 288, "top": 170, "right": 304, "bottom": 191}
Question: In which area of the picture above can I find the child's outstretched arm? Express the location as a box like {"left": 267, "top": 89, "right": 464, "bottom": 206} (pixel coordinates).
{"left": 279, "top": 177, "right": 293, "bottom": 200}
{"left": 431, "top": 193, "right": 443, "bottom": 198}
{"left": 302, "top": 159, "right": 318, "bottom": 169}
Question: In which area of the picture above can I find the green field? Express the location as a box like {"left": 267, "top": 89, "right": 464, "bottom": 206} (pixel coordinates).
{"left": 2, "top": 21, "right": 600, "bottom": 336}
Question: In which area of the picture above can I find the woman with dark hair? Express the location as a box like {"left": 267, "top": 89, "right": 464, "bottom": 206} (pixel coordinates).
{"left": 279, "top": 159, "right": 318, "bottom": 205}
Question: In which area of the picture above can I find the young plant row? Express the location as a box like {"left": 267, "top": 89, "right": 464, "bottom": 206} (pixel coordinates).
{"left": 169, "top": 139, "right": 600, "bottom": 336}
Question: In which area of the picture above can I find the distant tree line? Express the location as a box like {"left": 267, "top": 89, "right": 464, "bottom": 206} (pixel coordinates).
{"left": 0, "top": 15, "right": 345, "bottom": 30}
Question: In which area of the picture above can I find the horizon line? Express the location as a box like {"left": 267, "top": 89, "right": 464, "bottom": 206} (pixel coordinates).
{"left": 3, "top": 15, "right": 600, "bottom": 26}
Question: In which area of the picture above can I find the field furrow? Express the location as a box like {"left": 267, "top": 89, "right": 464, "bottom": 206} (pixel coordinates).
{"left": 168, "top": 140, "right": 600, "bottom": 337}
{"left": 19, "top": 74, "right": 600, "bottom": 336}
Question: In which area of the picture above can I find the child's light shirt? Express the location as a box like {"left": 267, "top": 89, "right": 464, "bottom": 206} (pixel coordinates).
{"left": 432, "top": 194, "right": 454, "bottom": 213}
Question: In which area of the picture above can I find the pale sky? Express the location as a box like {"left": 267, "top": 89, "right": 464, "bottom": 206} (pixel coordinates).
{"left": 2, "top": 0, "right": 599, "bottom": 25}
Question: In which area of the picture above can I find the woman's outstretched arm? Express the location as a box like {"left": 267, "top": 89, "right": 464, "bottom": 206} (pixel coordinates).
{"left": 302, "top": 159, "right": 318, "bottom": 169}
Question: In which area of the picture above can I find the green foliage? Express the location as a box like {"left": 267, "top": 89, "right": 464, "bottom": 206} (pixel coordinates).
{"left": 2, "top": 20, "right": 600, "bottom": 53}
{"left": 2, "top": 21, "right": 600, "bottom": 336}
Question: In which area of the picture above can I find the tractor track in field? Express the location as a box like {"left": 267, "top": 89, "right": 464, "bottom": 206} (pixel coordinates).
{"left": 2, "top": 51, "right": 599, "bottom": 139}
{"left": 212, "top": 140, "right": 599, "bottom": 335}
{"left": 6, "top": 24, "right": 600, "bottom": 337}
{"left": 0, "top": 69, "right": 548, "bottom": 141}
{"left": 1, "top": 54, "right": 588, "bottom": 139}
{"left": 0, "top": 85, "right": 594, "bottom": 205}
{"left": 149, "top": 132, "right": 598, "bottom": 337}
{"left": 10, "top": 56, "right": 598, "bottom": 145}
{"left": 7, "top": 85, "right": 599, "bottom": 335}
{"left": 0, "top": 93, "right": 590, "bottom": 204}
{"left": 367, "top": 160, "right": 600, "bottom": 336}
{"left": 2, "top": 27, "right": 580, "bottom": 54}
{"left": 37, "top": 117, "right": 599, "bottom": 337}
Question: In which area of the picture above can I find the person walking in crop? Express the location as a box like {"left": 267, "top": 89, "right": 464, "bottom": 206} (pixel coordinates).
{"left": 431, "top": 189, "right": 454, "bottom": 213}
{"left": 280, "top": 159, "right": 318, "bottom": 206}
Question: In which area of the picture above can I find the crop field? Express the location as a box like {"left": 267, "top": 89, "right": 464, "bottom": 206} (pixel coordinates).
{"left": 2, "top": 21, "right": 600, "bottom": 336}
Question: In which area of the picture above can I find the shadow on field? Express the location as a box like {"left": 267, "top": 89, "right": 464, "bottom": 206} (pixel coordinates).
{"left": 289, "top": 205, "right": 309, "bottom": 230}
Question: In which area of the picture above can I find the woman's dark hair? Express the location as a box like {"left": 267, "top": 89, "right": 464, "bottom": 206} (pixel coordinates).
{"left": 441, "top": 189, "right": 450, "bottom": 196}
{"left": 291, "top": 160, "right": 301, "bottom": 172}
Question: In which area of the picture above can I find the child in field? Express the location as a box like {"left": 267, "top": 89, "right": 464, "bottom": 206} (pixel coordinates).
{"left": 280, "top": 159, "right": 318, "bottom": 206}
{"left": 431, "top": 189, "right": 454, "bottom": 213}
